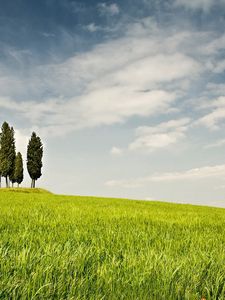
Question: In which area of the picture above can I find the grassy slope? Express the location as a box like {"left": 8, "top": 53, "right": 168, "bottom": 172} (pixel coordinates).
{"left": 0, "top": 189, "right": 225, "bottom": 299}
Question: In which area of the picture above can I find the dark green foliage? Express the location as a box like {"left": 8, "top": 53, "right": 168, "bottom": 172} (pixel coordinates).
{"left": 27, "top": 132, "right": 43, "bottom": 188}
{"left": 0, "top": 122, "right": 16, "bottom": 187}
{"left": 14, "top": 152, "right": 24, "bottom": 186}
{"left": 0, "top": 123, "right": 43, "bottom": 188}
{"left": 9, "top": 138, "right": 16, "bottom": 187}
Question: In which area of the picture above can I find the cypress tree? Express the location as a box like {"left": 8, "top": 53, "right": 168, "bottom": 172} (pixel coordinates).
{"left": 0, "top": 122, "right": 16, "bottom": 187}
{"left": 14, "top": 152, "right": 24, "bottom": 187}
{"left": 27, "top": 132, "right": 43, "bottom": 188}
{"left": 9, "top": 138, "right": 16, "bottom": 187}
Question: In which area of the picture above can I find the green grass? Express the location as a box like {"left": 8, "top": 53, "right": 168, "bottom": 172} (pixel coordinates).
{"left": 0, "top": 189, "right": 225, "bottom": 299}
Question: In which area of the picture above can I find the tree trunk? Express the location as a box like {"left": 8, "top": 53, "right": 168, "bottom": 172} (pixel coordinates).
{"left": 31, "top": 179, "right": 35, "bottom": 188}
{"left": 6, "top": 176, "right": 8, "bottom": 188}
{"left": 18, "top": 183, "right": 19, "bottom": 188}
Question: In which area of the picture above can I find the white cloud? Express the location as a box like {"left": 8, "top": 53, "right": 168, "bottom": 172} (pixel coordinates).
{"left": 98, "top": 3, "right": 120, "bottom": 15}
{"left": 212, "top": 59, "right": 225, "bottom": 73}
{"left": 128, "top": 118, "right": 190, "bottom": 152}
{"left": 205, "top": 139, "right": 225, "bottom": 149}
{"left": 201, "top": 33, "right": 225, "bottom": 55}
{"left": 197, "top": 109, "right": 225, "bottom": 130}
{"left": 106, "top": 179, "right": 143, "bottom": 188}
{"left": 2, "top": 89, "right": 176, "bottom": 137}
{"left": 110, "top": 146, "right": 123, "bottom": 156}
{"left": 206, "top": 83, "right": 225, "bottom": 96}
{"left": 107, "top": 53, "right": 200, "bottom": 89}
{"left": 78, "top": 89, "right": 177, "bottom": 128}
{"left": 196, "top": 96, "right": 225, "bottom": 130}
{"left": 174, "top": 0, "right": 224, "bottom": 11}
{"left": 106, "top": 164, "right": 225, "bottom": 188}
{"left": 149, "top": 164, "right": 225, "bottom": 181}
{"left": 42, "top": 32, "right": 55, "bottom": 38}
{"left": 85, "top": 23, "right": 100, "bottom": 33}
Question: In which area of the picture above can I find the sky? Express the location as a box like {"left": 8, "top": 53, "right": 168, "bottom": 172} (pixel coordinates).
{"left": 1, "top": 0, "right": 225, "bottom": 206}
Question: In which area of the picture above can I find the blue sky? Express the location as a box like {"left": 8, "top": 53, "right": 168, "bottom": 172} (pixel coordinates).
{"left": 1, "top": 0, "right": 225, "bottom": 206}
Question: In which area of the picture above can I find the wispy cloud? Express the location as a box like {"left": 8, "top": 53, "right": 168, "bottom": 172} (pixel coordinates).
{"left": 0, "top": 18, "right": 203, "bottom": 136}
{"left": 196, "top": 96, "right": 225, "bottom": 130}
{"left": 128, "top": 118, "right": 191, "bottom": 152}
{"left": 1, "top": 16, "right": 225, "bottom": 141}
{"left": 174, "top": 0, "right": 225, "bottom": 12}
{"left": 85, "top": 23, "right": 100, "bottom": 32}
{"left": 206, "top": 83, "right": 225, "bottom": 96}
{"left": 41, "top": 32, "right": 56, "bottom": 38}
{"left": 110, "top": 146, "right": 123, "bottom": 156}
{"left": 204, "top": 139, "right": 225, "bottom": 149}
{"left": 106, "top": 164, "right": 225, "bottom": 188}
{"left": 97, "top": 3, "right": 120, "bottom": 16}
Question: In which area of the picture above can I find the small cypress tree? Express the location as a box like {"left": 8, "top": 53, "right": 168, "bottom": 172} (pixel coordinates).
{"left": 14, "top": 152, "right": 24, "bottom": 187}
{"left": 0, "top": 122, "right": 16, "bottom": 187}
{"left": 27, "top": 132, "right": 43, "bottom": 188}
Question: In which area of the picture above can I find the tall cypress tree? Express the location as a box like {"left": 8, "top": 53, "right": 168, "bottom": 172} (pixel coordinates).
{"left": 14, "top": 152, "right": 24, "bottom": 187}
{"left": 9, "top": 138, "right": 16, "bottom": 187}
{"left": 0, "top": 122, "right": 16, "bottom": 187}
{"left": 27, "top": 132, "right": 43, "bottom": 188}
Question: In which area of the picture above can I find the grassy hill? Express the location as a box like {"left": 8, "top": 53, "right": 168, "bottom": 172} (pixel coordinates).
{"left": 0, "top": 189, "right": 225, "bottom": 299}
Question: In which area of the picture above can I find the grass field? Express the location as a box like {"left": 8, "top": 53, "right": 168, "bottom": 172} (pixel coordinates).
{"left": 0, "top": 189, "right": 225, "bottom": 299}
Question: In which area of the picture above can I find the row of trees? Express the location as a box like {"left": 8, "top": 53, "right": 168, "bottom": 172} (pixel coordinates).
{"left": 0, "top": 122, "right": 43, "bottom": 188}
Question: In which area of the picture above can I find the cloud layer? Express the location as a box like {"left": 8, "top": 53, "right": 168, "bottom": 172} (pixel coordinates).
{"left": 106, "top": 164, "right": 225, "bottom": 188}
{"left": 0, "top": 18, "right": 213, "bottom": 137}
{"left": 175, "top": 0, "right": 225, "bottom": 11}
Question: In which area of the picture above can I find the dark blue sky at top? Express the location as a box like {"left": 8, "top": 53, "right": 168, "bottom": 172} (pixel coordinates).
{"left": 1, "top": 0, "right": 225, "bottom": 68}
